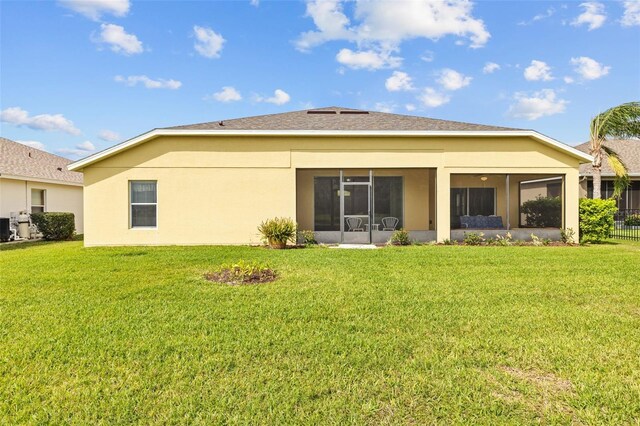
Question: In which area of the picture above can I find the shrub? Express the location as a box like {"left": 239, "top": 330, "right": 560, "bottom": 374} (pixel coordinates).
{"left": 389, "top": 229, "right": 411, "bottom": 246}
{"left": 298, "top": 230, "right": 317, "bottom": 245}
{"left": 560, "top": 228, "right": 576, "bottom": 244}
{"left": 441, "top": 239, "right": 456, "bottom": 245}
{"left": 579, "top": 198, "right": 617, "bottom": 243}
{"left": 30, "top": 212, "right": 75, "bottom": 240}
{"left": 204, "top": 260, "right": 276, "bottom": 285}
{"left": 521, "top": 196, "right": 562, "bottom": 228}
{"left": 624, "top": 214, "right": 640, "bottom": 227}
{"left": 258, "top": 217, "right": 297, "bottom": 248}
{"left": 463, "top": 232, "right": 485, "bottom": 245}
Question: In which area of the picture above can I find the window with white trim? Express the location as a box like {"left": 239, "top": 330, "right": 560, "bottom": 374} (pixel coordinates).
{"left": 130, "top": 181, "right": 157, "bottom": 228}
{"left": 31, "top": 189, "right": 46, "bottom": 214}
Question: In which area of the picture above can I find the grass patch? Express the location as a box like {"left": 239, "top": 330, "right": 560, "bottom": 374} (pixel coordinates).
{"left": 1, "top": 240, "right": 639, "bottom": 423}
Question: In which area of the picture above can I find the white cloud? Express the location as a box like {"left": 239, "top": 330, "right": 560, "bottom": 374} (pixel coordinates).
{"left": 420, "top": 50, "right": 434, "bottom": 62}
{"left": 336, "top": 48, "right": 401, "bottom": 70}
{"left": 257, "top": 89, "right": 291, "bottom": 105}
{"left": 193, "top": 26, "right": 225, "bottom": 58}
{"left": 17, "top": 140, "right": 46, "bottom": 151}
{"left": 405, "top": 104, "right": 416, "bottom": 112}
{"left": 518, "top": 7, "right": 555, "bottom": 25}
{"left": 373, "top": 102, "right": 397, "bottom": 113}
{"left": 296, "top": 0, "right": 490, "bottom": 68}
{"left": 211, "top": 86, "right": 242, "bottom": 102}
{"left": 563, "top": 76, "right": 575, "bottom": 84}
{"left": 297, "top": 0, "right": 490, "bottom": 50}
{"left": 1, "top": 107, "right": 81, "bottom": 135}
{"left": 385, "top": 71, "right": 414, "bottom": 92}
{"left": 572, "top": 2, "right": 606, "bottom": 30}
{"left": 56, "top": 140, "right": 96, "bottom": 158}
{"left": 250, "top": 0, "right": 260, "bottom": 5}
{"left": 58, "top": 0, "right": 130, "bottom": 20}
{"left": 437, "top": 68, "right": 472, "bottom": 90}
{"left": 96, "top": 23, "right": 143, "bottom": 55}
{"left": 115, "top": 75, "right": 182, "bottom": 89}
{"left": 524, "top": 60, "right": 554, "bottom": 81}
{"left": 570, "top": 56, "right": 610, "bottom": 80}
{"left": 621, "top": 1, "right": 640, "bottom": 26}
{"left": 418, "top": 87, "right": 450, "bottom": 108}
{"left": 482, "top": 62, "right": 500, "bottom": 74}
{"left": 98, "top": 129, "right": 120, "bottom": 142}
{"left": 295, "top": 0, "right": 354, "bottom": 52}
{"left": 508, "top": 89, "right": 568, "bottom": 120}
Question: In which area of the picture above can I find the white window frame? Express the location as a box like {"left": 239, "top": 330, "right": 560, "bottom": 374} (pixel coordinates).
{"left": 31, "top": 188, "right": 46, "bottom": 214}
{"left": 129, "top": 181, "right": 157, "bottom": 229}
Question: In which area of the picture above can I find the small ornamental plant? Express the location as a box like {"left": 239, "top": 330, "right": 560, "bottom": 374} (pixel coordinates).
{"left": 491, "top": 232, "right": 513, "bottom": 246}
{"left": 258, "top": 217, "right": 297, "bottom": 249}
{"left": 298, "top": 230, "right": 317, "bottom": 245}
{"left": 561, "top": 228, "right": 577, "bottom": 245}
{"left": 389, "top": 229, "right": 411, "bottom": 246}
{"left": 463, "top": 232, "right": 485, "bottom": 246}
{"left": 204, "top": 260, "right": 277, "bottom": 285}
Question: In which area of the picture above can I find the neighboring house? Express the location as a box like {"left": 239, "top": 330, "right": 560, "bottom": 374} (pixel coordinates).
{"left": 0, "top": 137, "right": 84, "bottom": 233}
{"left": 68, "top": 107, "right": 591, "bottom": 246}
{"left": 574, "top": 139, "right": 640, "bottom": 210}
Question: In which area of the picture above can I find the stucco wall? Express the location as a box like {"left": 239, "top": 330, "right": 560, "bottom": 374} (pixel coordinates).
{"left": 80, "top": 135, "right": 583, "bottom": 245}
{"left": 0, "top": 177, "right": 84, "bottom": 233}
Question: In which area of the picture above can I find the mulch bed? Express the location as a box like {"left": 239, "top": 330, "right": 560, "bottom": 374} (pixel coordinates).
{"left": 204, "top": 268, "right": 278, "bottom": 285}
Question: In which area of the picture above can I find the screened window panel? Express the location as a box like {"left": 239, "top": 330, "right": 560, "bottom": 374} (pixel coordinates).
{"left": 131, "top": 182, "right": 157, "bottom": 203}
{"left": 373, "top": 177, "right": 403, "bottom": 228}
{"left": 131, "top": 205, "right": 157, "bottom": 227}
{"left": 468, "top": 188, "right": 495, "bottom": 216}
{"left": 31, "top": 206, "right": 44, "bottom": 214}
{"left": 344, "top": 184, "right": 369, "bottom": 216}
{"left": 450, "top": 188, "right": 467, "bottom": 229}
{"left": 314, "top": 177, "right": 340, "bottom": 231}
{"left": 631, "top": 181, "right": 640, "bottom": 210}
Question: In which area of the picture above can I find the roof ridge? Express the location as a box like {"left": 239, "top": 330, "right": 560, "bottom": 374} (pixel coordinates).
{"left": 164, "top": 106, "right": 520, "bottom": 131}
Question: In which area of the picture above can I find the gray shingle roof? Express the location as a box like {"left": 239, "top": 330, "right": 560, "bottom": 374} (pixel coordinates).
{"left": 575, "top": 139, "right": 640, "bottom": 175}
{"left": 0, "top": 137, "right": 83, "bottom": 184}
{"left": 166, "top": 106, "right": 521, "bottom": 132}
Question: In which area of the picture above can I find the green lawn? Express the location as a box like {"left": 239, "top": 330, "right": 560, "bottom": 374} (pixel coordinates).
{"left": 1, "top": 240, "right": 639, "bottom": 424}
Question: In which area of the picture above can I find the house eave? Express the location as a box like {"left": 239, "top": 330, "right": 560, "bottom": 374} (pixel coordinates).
{"left": 68, "top": 128, "right": 593, "bottom": 172}
{"left": 0, "top": 173, "right": 83, "bottom": 186}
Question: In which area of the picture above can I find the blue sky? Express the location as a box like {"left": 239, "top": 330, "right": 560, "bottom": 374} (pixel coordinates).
{"left": 1, "top": 0, "right": 639, "bottom": 158}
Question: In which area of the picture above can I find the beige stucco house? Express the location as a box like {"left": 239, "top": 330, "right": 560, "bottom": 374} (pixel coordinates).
{"left": 1, "top": 137, "right": 84, "bottom": 233}
{"left": 68, "top": 107, "right": 592, "bottom": 246}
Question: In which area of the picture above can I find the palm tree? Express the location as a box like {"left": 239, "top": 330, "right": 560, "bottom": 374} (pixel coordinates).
{"left": 589, "top": 102, "right": 640, "bottom": 199}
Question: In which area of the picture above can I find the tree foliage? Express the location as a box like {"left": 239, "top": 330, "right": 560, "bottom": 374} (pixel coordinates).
{"left": 589, "top": 102, "right": 640, "bottom": 198}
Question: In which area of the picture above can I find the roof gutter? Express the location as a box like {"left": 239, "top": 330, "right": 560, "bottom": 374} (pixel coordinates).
{"left": 68, "top": 128, "right": 593, "bottom": 171}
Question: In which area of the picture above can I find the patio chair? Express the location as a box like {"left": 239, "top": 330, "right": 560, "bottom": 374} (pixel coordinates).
{"left": 346, "top": 217, "right": 364, "bottom": 232}
{"left": 381, "top": 217, "right": 399, "bottom": 231}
